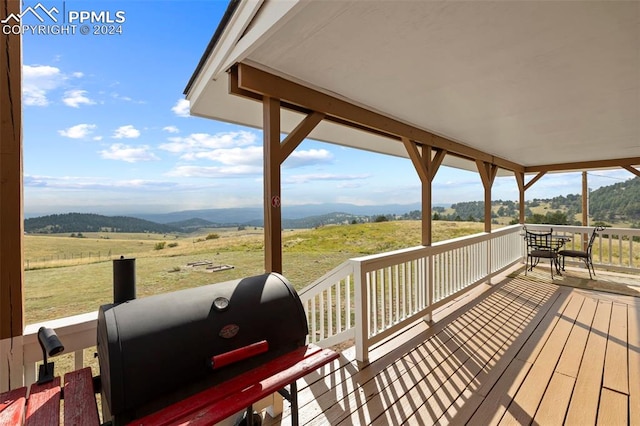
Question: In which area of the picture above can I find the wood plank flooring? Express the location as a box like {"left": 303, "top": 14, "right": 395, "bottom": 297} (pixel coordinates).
{"left": 263, "top": 267, "right": 640, "bottom": 425}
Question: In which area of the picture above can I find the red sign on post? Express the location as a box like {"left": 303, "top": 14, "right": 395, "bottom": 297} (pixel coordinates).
{"left": 271, "top": 195, "right": 281, "bottom": 208}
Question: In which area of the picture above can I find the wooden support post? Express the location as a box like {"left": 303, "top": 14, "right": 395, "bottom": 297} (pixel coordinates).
{"left": 1, "top": 0, "right": 24, "bottom": 340}
{"left": 582, "top": 171, "right": 588, "bottom": 251}
{"left": 262, "top": 100, "right": 324, "bottom": 274}
{"left": 263, "top": 97, "right": 282, "bottom": 273}
{"left": 1, "top": 0, "right": 24, "bottom": 392}
{"left": 421, "top": 174, "right": 432, "bottom": 246}
{"left": 582, "top": 171, "right": 588, "bottom": 226}
{"left": 515, "top": 171, "right": 525, "bottom": 224}
{"left": 476, "top": 160, "right": 498, "bottom": 233}
{"left": 402, "top": 138, "right": 445, "bottom": 246}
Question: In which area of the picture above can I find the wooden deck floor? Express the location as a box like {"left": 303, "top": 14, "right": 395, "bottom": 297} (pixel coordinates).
{"left": 264, "top": 266, "right": 640, "bottom": 425}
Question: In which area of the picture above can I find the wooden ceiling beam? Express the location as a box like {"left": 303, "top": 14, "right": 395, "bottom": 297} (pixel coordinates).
{"left": 623, "top": 165, "right": 640, "bottom": 178}
{"left": 231, "top": 65, "right": 640, "bottom": 179}
{"left": 476, "top": 160, "right": 498, "bottom": 189}
{"left": 524, "top": 171, "right": 547, "bottom": 191}
{"left": 402, "top": 137, "right": 429, "bottom": 183}
{"left": 280, "top": 111, "right": 325, "bottom": 162}
{"left": 525, "top": 157, "right": 640, "bottom": 173}
{"left": 429, "top": 148, "right": 447, "bottom": 181}
{"left": 234, "top": 63, "right": 524, "bottom": 174}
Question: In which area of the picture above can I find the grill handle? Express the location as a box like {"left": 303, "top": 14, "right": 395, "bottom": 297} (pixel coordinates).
{"left": 210, "top": 340, "right": 269, "bottom": 370}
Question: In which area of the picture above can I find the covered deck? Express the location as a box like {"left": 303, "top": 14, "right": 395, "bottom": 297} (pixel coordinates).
{"left": 1, "top": 0, "right": 640, "bottom": 424}
{"left": 270, "top": 266, "right": 640, "bottom": 425}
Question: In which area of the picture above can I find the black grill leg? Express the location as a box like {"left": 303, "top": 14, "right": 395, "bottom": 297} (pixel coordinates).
{"left": 290, "top": 380, "right": 299, "bottom": 426}
{"left": 246, "top": 405, "right": 254, "bottom": 426}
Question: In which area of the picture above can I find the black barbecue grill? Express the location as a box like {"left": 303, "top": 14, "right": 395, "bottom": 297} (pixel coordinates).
{"left": 97, "top": 272, "right": 308, "bottom": 425}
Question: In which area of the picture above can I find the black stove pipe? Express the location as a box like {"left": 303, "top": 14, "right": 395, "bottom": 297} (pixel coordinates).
{"left": 113, "top": 256, "right": 136, "bottom": 304}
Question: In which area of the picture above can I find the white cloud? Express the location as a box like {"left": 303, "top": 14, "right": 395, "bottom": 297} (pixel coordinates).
{"left": 284, "top": 173, "right": 370, "bottom": 184}
{"left": 72, "top": 72, "right": 84, "bottom": 78}
{"left": 166, "top": 164, "right": 262, "bottom": 178}
{"left": 24, "top": 174, "right": 179, "bottom": 190}
{"left": 112, "top": 125, "right": 141, "bottom": 139}
{"left": 171, "top": 99, "right": 190, "bottom": 117}
{"left": 23, "top": 65, "right": 62, "bottom": 106}
{"left": 62, "top": 89, "right": 96, "bottom": 108}
{"left": 111, "top": 92, "right": 145, "bottom": 104}
{"left": 99, "top": 144, "right": 159, "bottom": 163}
{"left": 182, "top": 146, "right": 263, "bottom": 166}
{"left": 159, "top": 131, "right": 256, "bottom": 154}
{"left": 285, "top": 149, "right": 334, "bottom": 168}
{"left": 58, "top": 124, "right": 96, "bottom": 139}
{"left": 162, "top": 126, "right": 179, "bottom": 134}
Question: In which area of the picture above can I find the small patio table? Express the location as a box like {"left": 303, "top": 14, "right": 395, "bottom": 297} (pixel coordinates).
{"left": 549, "top": 235, "right": 571, "bottom": 274}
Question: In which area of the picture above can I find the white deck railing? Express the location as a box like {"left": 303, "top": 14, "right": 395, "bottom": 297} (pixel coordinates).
{"left": 300, "top": 224, "right": 524, "bottom": 362}
{"left": 524, "top": 224, "right": 640, "bottom": 272}
{"left": 3, "top": 224, "right": 638, "bottom": 391}
{"left": 0, "top": 311, "right": 98, "bottom": 392}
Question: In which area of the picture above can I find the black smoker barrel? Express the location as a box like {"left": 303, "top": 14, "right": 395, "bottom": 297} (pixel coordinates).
{"left": 97, "top": 272, "right": 308, "bottom": 425}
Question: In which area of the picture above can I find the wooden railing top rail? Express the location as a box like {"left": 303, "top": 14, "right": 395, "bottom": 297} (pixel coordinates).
{"left": 350, "top": 224, "right": 523, "bottom": 271}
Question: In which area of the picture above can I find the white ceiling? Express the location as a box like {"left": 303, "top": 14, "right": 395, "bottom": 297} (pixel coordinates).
{"left": 187, "top": 0, "right": 640, "bottom": 173}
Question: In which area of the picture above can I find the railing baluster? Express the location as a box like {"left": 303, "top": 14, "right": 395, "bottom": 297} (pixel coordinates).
{"left": 619, "top": 237, "right": 623, "bottom": 267}
{"left": 311, "top": 298, "right": 317, "bottom": 343}
{"left": 346, "top": 275, "right": 351, "bottom": 329}
{"left": 327, "top": 286, "right": 333, "bottom": 338}
{"left": 390, "top": 267, "right": 395, "bottom": 323}
{"left": 74, "top": 349, "right": 84, "bottom": 370}
{"left": 336, "top": 280, "right": 342, "bottom": 335}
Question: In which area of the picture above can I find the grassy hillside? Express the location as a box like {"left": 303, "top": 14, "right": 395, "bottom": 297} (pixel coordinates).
{"left": 24, "top": 221, "right": 485, "bottom": 324}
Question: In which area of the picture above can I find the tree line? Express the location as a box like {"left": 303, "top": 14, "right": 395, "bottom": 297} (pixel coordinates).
{"left": 24, "top": 213, "right": 180, "bottom": 234}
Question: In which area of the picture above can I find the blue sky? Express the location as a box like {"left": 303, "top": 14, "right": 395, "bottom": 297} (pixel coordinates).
{"left": 18, "top": 0, "right": 634, "bottom": 216}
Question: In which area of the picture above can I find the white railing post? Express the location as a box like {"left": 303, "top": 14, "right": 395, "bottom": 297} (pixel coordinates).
{"left": 424, "top": 254, "right": 433, "bottom": 323}
{"left": 353, "top": 260, "right": 368, "bottom": 363}
{"left": 487, "top": 236, "right": 492, "bottom": 284}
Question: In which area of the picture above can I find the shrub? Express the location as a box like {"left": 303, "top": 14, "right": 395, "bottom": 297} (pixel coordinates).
{"left": 154, "top": 242, "right": 166, "bottom": 250}
{"left": 167, "top": 242, "right": 178, "bottom": 248}
{"left": 205, "top": 233, "right": 220, "bottom": 240}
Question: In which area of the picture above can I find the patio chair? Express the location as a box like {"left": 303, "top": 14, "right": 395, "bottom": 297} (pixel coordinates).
{"left": 558, "top": 225, "right": 605, "bottom": 279}
{"left": 524, "top": 227, "right": 558, "bottom": 279}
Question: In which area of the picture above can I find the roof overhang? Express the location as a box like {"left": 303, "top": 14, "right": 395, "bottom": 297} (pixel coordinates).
{"left": 186, "top": 0, "right": 640, "bottom": 176}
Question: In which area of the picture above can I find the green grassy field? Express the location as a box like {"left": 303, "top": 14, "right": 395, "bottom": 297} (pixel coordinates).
{"left": 24, "top": 221, "right": 486, "bottom": 324}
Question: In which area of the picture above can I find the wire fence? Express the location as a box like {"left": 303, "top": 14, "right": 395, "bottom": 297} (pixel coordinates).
{"left": 24, "top": 251, "right": 115, "bottom": 270}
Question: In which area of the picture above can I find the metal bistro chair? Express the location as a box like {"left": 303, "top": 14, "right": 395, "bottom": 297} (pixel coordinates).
{"left": 558, "top": 225, "right": 605, "bottom": 279}
{"left": 524, "top": 227, "right": 558, "bottom": 279}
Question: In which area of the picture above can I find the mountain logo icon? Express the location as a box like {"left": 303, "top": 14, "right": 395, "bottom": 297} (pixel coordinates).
{"left": 1, "top": 3, "right": 60, "bottom": 24}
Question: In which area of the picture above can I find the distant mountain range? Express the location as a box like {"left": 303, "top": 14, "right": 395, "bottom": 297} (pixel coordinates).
{"left": 24, "top": 203, "right": 423, "bottom": 234}
{"left": 133, "top": 202, "right": 423, "bottom": 225}
{"left": 23, "top": 177, "right": 640, "bottom": 233}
